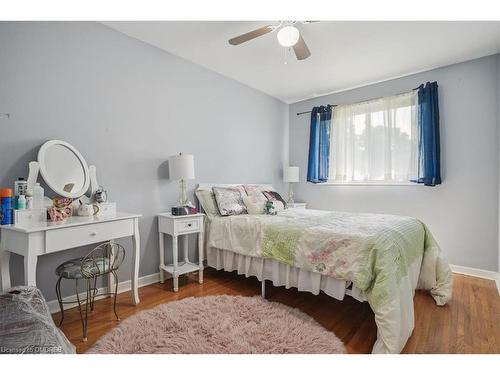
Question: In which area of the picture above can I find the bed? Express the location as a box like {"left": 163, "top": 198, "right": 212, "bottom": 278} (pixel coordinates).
{"left": 197, "top": 183, "right": 453, "bottom": 354}
{"left": 0, "top": 286, "right": 75, "bottom": 354}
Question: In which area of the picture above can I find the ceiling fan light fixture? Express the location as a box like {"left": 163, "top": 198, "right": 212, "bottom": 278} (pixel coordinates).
{"left": 277, "top": 26, "right": 300, "bottom": 47}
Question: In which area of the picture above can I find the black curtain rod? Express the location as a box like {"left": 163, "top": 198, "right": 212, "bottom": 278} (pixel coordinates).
{"left": 296, "top": 87, "right": 419, "bottom": 116}
{"left": 296, "top": 105, "right": 336, "bottom": 116}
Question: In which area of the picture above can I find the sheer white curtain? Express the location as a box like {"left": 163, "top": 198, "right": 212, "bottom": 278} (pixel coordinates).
{"left": 329, "top": 91, "right": 419, "bottom": 183}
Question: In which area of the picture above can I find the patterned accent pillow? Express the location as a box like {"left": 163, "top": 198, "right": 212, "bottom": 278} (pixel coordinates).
{"left": 195, "top": 189, "right": 221, "bottom": 217}
{"left": 213, "top": 186, "right": 248, "bottom": 216}
{"left": 232, "top": 185, "right": 248, "bottom": 197}
{"left": 242, "top": 192, "right": 267, "bottom": 214}
{"left": 243, "top": 184, "right": 274, "bottom": 195}
{"left": 262, "top": 190, "right": 287, "bottom": 209}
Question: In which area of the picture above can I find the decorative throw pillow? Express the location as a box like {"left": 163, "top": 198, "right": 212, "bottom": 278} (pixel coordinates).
{"left": 271, "top": 200, "right": 285, "bottom": 212}
{"left": 262, "top": 190, "right": 287, "bottom": 209}
{"left": 213, "top": 186, "right": 248, "bottom": 216}
{"left": 242, "top": 192, "right": 267, "bottom": 214}
{"left": 195, "top": 189, "right": 220, "bottom": 217}
{"left": 232, "top": 185, "right": 248, "bottom": 197}
{"left": 243, "top": 184, "right": 274, "bottom": 195}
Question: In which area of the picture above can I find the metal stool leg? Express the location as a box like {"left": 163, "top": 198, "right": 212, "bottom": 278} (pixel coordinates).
{"left": 82, "top": 278, "right": 90, "bottom": 342}
{"left": 74, "top": 278, "right": 87, "bottom": 342}
{"left": 90, "top": 276, "right": 97, "bottom": 311}
{"left": 112, "top": 270, "right": 120, "bottom": 321}
{"left": 55, "top": 275, "right": 64, "bottom": 326}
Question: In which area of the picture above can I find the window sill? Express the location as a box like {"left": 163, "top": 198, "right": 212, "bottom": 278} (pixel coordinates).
{"left": 318, "top": 181, "right": 419, "bottom": 186}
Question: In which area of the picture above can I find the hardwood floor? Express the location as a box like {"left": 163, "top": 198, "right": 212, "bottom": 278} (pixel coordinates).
{"left": 53, "top": 269, "right": 500, "bottom": 354}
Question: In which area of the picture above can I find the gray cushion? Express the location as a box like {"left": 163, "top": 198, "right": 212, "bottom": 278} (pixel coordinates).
{"left": 56, "top": 257, "right": 110, "bottom": 279}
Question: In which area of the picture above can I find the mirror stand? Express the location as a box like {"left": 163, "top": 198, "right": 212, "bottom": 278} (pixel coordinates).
{"left": 26, "top": 161, "right": 39, "bottom": 193}
{"left": 88, "top": 165, "right": 100, "bottom": 200}
{"left": 27, "top": 161, "right": 99, "bottom": 201}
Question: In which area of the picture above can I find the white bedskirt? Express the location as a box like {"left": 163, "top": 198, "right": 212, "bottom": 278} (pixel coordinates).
{"left": 206, "top": 246, "right": 366, "bottom": 302}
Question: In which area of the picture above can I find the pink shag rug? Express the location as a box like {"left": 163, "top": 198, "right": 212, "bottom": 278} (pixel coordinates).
{"left": 88, "top": 295, "right": 345, "bottom": 354}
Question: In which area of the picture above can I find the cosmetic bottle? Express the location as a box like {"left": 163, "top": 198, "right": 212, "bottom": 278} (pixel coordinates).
{"left": 14, "top": 177, "right": 27, "bottom": 209}
{"left": 17, "top": 195, "right": 26, "bottom": 210}
{"left": 26, "top": 190, "right": 33, "bottom": 210}
{"left": 33, "top": 183, "right": 44, "bottom": 209}
{"left": 0, "top": 188, "right": 14, "bottom": 225}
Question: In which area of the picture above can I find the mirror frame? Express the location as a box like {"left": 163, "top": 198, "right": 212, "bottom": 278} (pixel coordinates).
{"left": 37, "top": 140, "right": 90, "bottom": 199}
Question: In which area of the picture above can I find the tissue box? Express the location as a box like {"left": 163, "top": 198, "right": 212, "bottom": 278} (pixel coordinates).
{"left": 14, "top": 208, "right": 47, "bottom": 226}
{"left": 96, "top": 202, "right": 116, "bottom": 217}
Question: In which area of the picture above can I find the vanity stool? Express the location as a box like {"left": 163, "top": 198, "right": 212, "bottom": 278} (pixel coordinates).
{"left": 55, "top": 241, "right": 125, "bottom": 342}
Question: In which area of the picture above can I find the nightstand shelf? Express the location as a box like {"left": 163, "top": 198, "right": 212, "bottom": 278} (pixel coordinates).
{"left": 158, "top": 212, "right": 205, "bottom": 292}
{"left": 160, "top": 261, "right": 200, "bottom": 276}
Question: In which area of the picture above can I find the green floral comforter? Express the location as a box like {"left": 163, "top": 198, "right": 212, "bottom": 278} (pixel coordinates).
{"left": 207, "top": 209, "right": 453, "bottom": 353}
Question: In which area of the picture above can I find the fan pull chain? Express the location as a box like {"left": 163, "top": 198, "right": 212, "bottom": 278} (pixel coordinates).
{"left": 283, "top": 47, "right": 291, "bottom": 65}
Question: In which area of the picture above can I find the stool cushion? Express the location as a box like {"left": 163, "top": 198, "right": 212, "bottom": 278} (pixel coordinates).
{"left": 56, "top": 257, "right": 110, "bottom": 279}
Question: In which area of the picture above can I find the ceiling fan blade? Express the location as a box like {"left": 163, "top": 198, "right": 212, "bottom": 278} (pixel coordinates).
{"left": 228, "top": 25, "right": 274, "bottom": 45}
{"left": 293, "top": 34, "right": 311, "bottom": 60}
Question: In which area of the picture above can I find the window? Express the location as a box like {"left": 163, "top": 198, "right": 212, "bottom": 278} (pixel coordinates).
{"left": 328, "top": 91, "right": 419, "bottom": 184}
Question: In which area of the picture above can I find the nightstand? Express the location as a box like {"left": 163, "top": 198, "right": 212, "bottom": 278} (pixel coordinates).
{"left": 158, "top": 213, "right": 205, "bottom": 292}
{"left": 287, "top": 202, "right": 307, "bottom": 209}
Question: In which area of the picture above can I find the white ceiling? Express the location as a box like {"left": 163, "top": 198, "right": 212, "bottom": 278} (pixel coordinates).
{"left": 103, "top": 21, "right": 500, "bottom": 103}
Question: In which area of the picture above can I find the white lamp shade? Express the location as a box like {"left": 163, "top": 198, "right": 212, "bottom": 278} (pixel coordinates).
{"left": 284, "top": 166, "right": 299, "bottom": 182}
{"left": 169, "top": 154, "right": 195, "bottom": 180}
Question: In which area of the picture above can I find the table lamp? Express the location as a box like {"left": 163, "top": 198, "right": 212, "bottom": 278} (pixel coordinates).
{"left": 284, "top": 166, "right": 299, "bottom": 204}
{"left": 169, "top": 153, "right": 195, "bottom": 206}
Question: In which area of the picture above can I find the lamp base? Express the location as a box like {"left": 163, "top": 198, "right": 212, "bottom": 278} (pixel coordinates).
{"left": 287, "top": 183, "right": 294, "bottom": 204}
{"left": 178, "top": 179, "right": 191, "bottom": 206}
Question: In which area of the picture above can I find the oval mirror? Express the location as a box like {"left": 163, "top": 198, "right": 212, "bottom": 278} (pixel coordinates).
{"left": 38, "top": 140, "right": 90, "bottom": 199}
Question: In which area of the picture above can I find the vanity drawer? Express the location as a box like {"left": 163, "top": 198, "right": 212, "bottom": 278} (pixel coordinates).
{"left": 175, "top": 219, "right": 200, "bottom": 234}
{"left": 45, "top": 219, "right": 133, "bottom": 253}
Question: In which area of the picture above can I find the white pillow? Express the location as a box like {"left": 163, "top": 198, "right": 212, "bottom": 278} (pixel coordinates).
{"left": 242, "top": 193, "right": 267, "bottom": 215}
{"left": 195, "top": 188, "right": 220, "bottom": 217}
{"left": 272, "top": 200, "right": 285, "bottom": 212}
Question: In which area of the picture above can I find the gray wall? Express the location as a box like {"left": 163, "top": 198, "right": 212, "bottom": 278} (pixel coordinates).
{"left": 498, "top": 53, "right": 500, "bottom": 273}
{"left": 0, "top": 22, "right": 288, "bottom": 300}
{"left": 289, "top": 54, "right": 500, "bottom": 271}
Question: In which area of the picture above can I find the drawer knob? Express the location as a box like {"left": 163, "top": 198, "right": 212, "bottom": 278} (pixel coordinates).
{"left": 90, "top": 232, "right": 97, "bottom": 236}
{"left": 187, "top": 223, "right": 192, "bottom": 227}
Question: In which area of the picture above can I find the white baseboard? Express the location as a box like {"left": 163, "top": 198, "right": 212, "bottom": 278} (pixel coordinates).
{"left": 450, "top": 264, "right": 500, "bottom": 294}
{"left": 47, "top": 272, "right": 162, "bottom": 314}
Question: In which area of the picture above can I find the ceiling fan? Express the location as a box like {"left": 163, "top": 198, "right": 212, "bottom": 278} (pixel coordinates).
{"left": 228, "top": 21, "right": 316, "bottom": 61}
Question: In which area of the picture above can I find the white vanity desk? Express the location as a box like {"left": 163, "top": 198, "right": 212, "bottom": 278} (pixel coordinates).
{"left": 0, "top": 139, "right": 142, "bottom": 305}
{"left": 0, "top": 212, "right": 142, "bottom": 305}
